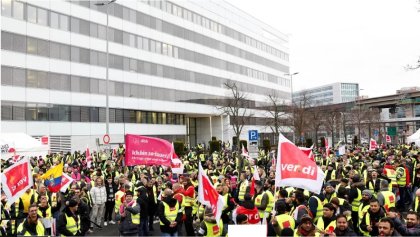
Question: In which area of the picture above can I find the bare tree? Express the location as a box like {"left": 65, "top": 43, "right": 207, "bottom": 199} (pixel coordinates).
{"left": 306, "top": 104, "right": 324, "bottom": 147}
{"left": 217, "top": 81, "right": 253, "bottom": 149}
{"left": 289, "top": 91, "right": 312, "bottom": 145}
{"left": 265, "top": 91, "right": 289, "bottom": 143}
{"left": 322, "top": 108, "right": 342, "bottom": 145}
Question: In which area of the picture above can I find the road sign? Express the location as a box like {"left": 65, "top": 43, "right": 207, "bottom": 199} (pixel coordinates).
{"left": 103, "top": 134, "right": 110, "bottom": 144}
{"left": 248, "top": 130, "right": 259, "bottom": 141}
{"left": 387, "top": 127, "right": 397, "bottom": 136}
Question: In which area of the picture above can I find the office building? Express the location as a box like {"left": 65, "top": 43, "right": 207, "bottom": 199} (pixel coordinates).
{"left": 1, "top": 0, "right": 290, "bottom": 151}
{"left": 293, "top": 82, "right": 359, "bottom": 106}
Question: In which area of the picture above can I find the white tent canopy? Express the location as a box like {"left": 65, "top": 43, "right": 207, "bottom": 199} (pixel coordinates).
{"left": 0, "top": 133, "right": 49, "bottom": 160}
{"left": 407, "top": 128, "right": 420, "bottom": 144}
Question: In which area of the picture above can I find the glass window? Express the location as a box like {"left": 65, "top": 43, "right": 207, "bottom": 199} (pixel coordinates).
{"left": 71, "top": 76, "right": 80, "bottom": 92}
{"left": 1, "top": 32, "right": 12, "bottom": 50}
{"left": 13, "top": 34, "right": 26, "bottom": 53}
{"left": 90, "top": 22, "right": 98, "bottom": 38}
{"left": 12, "top": 0, "right": 24, "bottom": 20}
{"left": 109, "top": 108, "right": 116, "bottom": 123}
{"left": 37, "top": 8, "right": 47, "bottom": 26}
{"left": 25, "top": 106, "right": 37, "bottom": 121}
{"left": 37, "top": 39, "right": 49, "bottom": 57}
{"left": 60, "top": 75, "right": 70, "bottom": 91}
{"left": 27, "top": 37, "right": 37, "bottom": 55}
{"left": 155, "top": 41, "right": 161, "bottom": 54}
{"left": 26, "top": 70, "right": 37, "bottom": 88}
{"left": 71, "top": 106, "right": 81, "bottom": 122}
{"left": 49, "top": 73, "right": 60, "bottom": 90}
{"left": 71, "top": 17, "right": 80, "bottom": 33}
{"left": 2, "top": 0, "right": 12, "bottom": 17}
{"left": 1, "top": 103, "right": 13, "bottom": 120}
{"left": 79, "top": 19, "right": 90, "bottom": 36}
{"left": 1, "top": 66, "right": 12, "bottom": 85}
{"left": 60, "top": 14, "right": 69, "bottom": 31}
{"left": 115, "top": 82, "right": 124, "bottom": 96}
{"left": 60, "top": 44, "right": 70, "bottom": 60}
{"left": 90, "top": 51, "right": 98, "bottom": 65}
{"left": 150, "top": 40, "right": 156, "bottom": 52}
{"left": 13, "top": 103, "right": 25, "bottom": 120}
{"left": 98, "top": 25, "right": 106, "bottom": 39}
{"left": 90, "top": 79, "right": 98, "bottom": 93}
{"left": 115, "top": 109, "right": 123, "bottom": 123}
{"left": 90, "top": 107, "right": 99, "bottom": 122}
{"left": 142, "top": 38, "right": 149, "bottom": 51}
{"left": 59, "top": 105, "right": 70, "bottom": 121}
{"left": 99, "top": 108, "right": 106, "bottom": 123}
{"left": 13, "top": 68, "right": 26, "bottom": 87}
{"left": 80, "top": 107, "right": 90, "bottom": 122}
{"left": 37, "top": 71, "right": 48, "bottom": 88}
{"left": 80, "top": 77, "right": 90, "bottom": 93}
{"left": 97, "top": 52, "right": 106, "bottom": 67}
{"left": 79, "top": 48, "right": 90, "bottom": 64}
{"left": 98, "top": 80, "right": 106, "bottom": 94}
{"left": 27, "top": 5, "right": 37, "bottom": 23}
{"left": 71, "top": 46, "right": 80, "bottom": 62}
{"left": 50, "top": 42, "right": 60, "bottom": 59}
{"left": 37, "top": 107, "right": 48, "bottom": 121}
{"left": 48, "top": 105, "right": 60, "bottom": 121}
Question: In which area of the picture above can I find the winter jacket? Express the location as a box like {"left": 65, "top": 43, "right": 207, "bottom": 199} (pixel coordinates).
{"left": 116, "top": 201, "right": 140, "bottom": 235}
{"left": 392, "top": 217, "right": 420, "bottom": 236}
{"left": 90, "top": 185, "right": 107, "bottom": 205}
{"left": 334, "top": 227, "right": 357, "bottom": 236}
{"left": 105, "top": 183, "right": 118, "bottom": 202}
{"left": 137, "top": 187, "right": 149, "bottom": 218}
{"left": 158, "top": 196, "right": 182, "bottom": 234}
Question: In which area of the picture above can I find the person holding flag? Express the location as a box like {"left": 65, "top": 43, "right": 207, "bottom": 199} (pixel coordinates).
{"left": 197, "top": 206, "right": 225, "bottom": 237}
{"left": 252, "top": 181, "right": 268, "bottom": 221}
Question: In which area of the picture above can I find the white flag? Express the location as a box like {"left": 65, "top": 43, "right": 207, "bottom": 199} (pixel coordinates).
{"left": 338, "top": 145, "right": 346, "bottom": 156}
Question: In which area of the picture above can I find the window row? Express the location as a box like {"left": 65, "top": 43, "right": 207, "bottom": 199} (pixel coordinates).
{"left": 1, "top": 31, "right": 291, "bottom": 97}
{"left": 64, "top": 0, "right": 289, "bottom": 74}
{"left": 1, "top": 101, "right": 186, "bottom": 125}
{"left": 1, "top": 66, "right": 231, "bottom": 103}
{"left": 2, "top": 1, "right": 285, "bottom": 84}
{"left": 142, "top": 0, "right": 289, "bottom": 61}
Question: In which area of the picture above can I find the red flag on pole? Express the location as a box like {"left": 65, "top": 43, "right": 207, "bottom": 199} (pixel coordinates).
{"left": 198, "top": 163, "right": 225, "bottom": 223}
{"left": 369, "top": 138, "right": 378, "bottom": 150}
{"left": 1, "top": 157, "right": 33, "bottom": 205}
{"left": 386, "top": 135, "right": 391, "bottom": 143}
{"left": 275, "top": 134, "right": 324, "bottom": 194}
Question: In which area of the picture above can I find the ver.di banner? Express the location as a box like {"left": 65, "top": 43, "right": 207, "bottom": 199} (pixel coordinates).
{"left": 124, "top": 134, "right": 173, "bottom": 167}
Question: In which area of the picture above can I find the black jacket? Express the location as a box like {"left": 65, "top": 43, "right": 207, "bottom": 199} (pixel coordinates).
{"left": 57, "top": 208, "right": 80, "bottom": 236}
{"left": 137, "top": 188, "right": 149, "bottom": 219}
{"left": 105, "top": 182, "right": 118, "bottom": 202}
{"left": 158, "top": 196, "right": 182, "bottom": 234}
{"left": 334, "top": 227, "right": 358, "bottom": 236}
{"left": 360, "top": 208, "right": 386, "bottom": 236}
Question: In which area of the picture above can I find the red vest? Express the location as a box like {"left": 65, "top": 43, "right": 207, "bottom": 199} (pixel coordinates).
{"left": 236, "top": 206, "right": 261, "bottom": 224}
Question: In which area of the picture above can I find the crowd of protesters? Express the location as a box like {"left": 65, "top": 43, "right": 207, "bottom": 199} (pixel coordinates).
{"left": 1, "top": 140, "right": 420, "bottom": 237}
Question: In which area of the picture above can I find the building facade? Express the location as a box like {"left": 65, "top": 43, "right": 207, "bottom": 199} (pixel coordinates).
{"left": 1, "top": 0, "right": 290, "bottom": 152}
{"left": 293, "top": 82, "right": 359, "bottom": 105}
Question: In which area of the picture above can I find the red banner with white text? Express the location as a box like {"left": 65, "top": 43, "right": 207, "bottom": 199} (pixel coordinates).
{"left": 125, "top": 134, "right": 173, "bottom": 167}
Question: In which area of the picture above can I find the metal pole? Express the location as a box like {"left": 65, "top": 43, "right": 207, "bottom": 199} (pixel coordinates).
{"left": 105, "top": 4, "right": 109, "bottom": 136}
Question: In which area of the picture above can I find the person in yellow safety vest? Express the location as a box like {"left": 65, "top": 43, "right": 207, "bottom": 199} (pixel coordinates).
{"left": 396, "top": 162, "right": 409, "bottom": 210}
{"left": 324, "top": 182, "right": 337, "bottom": 204}
{"left": 114, "top": 184, "right": 128, "bottom": 214}
{"left": 383, "top": 166, "right": 398, "bottom": 192}
{"left": 324, "top": 164, "right": 337, "bottom": 183}
{"left": 358, "top": 190, "right": 373, "bottom": 225}
{"left": 218, "top": 184, "right": 235, "bottom": 227}
{"left": 359, "top": 198, "right": 386, "bottom": 236}
{"left": 316, "top": 203, "right": 337, "bottom": 236}
{"left": 237, "top": 172, "right": 249, "bottom": 203}
{"left": 348, "top": 174, "right": 362, "bottom": 230}
{"left": 116, "top": 191, "right": 140, "bottom": 236}
{"left": 57, "top": 198, "right": 81, "bottom": 236}
{"left": 366, "top": 169, "right": 382, "bottom": 194}
{"left": 16, "top": 204, "right": 46, "bottom": 236}
{"left": 197, "top": 206, "right": 224, "bottom": 237}
{"left": 264, "top": 180, "right": 275, "bottom": 216}
{"left": 412, "top": 189, "right": 420, "bottom": 212}
{"left": 308, "top": 193, "right": 324, "bottom": 223}
{"left": 377, "top": 180, "right": 396, "bottom": 212}
{"left": 158, "top": 189, "right": 182, "bottom": 236}
{"left": 253, "top": 181, "right": 268, "bottom": 220}
{"left": 19, "top": 188, "right": 36, "bottom": 216}
{"left": 37, "top": 196, "right": 53, "bottom": 235}
{"left": 271, "top": 201, "right": 296, "bottom": 236}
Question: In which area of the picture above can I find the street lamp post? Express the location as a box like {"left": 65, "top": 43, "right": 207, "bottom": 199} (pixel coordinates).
{"left": 95, "top": 0, "right": 116, "bottom": 137}
{"left": 284, "top": 72, "right": 299, "bottom": 105}
{"left": 284, "top": 72, "right": 299, "bottom": 143}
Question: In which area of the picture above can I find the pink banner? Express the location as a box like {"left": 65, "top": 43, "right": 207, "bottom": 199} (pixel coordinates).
{"left": 125, "top": 134, "right": 173, "bottom": 166}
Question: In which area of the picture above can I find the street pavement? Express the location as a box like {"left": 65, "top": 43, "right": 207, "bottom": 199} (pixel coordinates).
{"left": 90, "top": 220, "right": 162, "bottom": 236}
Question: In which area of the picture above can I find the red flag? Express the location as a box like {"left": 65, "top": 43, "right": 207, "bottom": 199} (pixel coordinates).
{"left": 86, "top": 145, "right": 92, "bottom": 168}
{"left": 369, "top": 139, "right": 378, "bottom": 150}
{"left": 198, "top": 163, "right": 225, "bottom": 223}
{"left": 275, "top": 134, "right": 324, "bottom": 194}
{"left": 249, "top": 166, "right": 260, "bottom": 197}
{"left": 386, "top": 135, "right": 391, "bottom": 143}
{"left": 1, "top": 157, "right": 33, "bottom": 205}
{"left": 299, "top": 145, "right": 315, "bottom": 161}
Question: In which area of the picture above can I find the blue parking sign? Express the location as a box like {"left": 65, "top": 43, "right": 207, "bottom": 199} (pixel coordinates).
{"left": 248, "top": 130, "right": 259, "bottom": 141}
